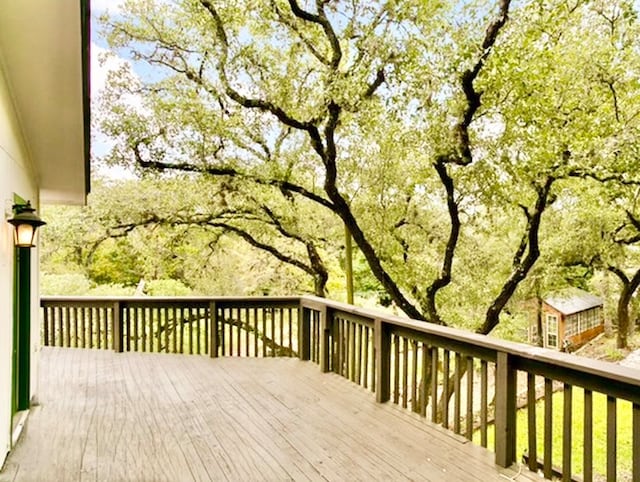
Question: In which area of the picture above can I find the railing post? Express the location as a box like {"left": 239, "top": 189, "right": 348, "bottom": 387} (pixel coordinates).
{"left": 495, "top": 351, "right": 517, "bottom": 467}
{"left": 298, "top": 304, "right": 311, "bottom": 361}
{"left": 319, "top": 304, "right": 331, "bottom": 373}
{"left": 375, "top": 318, "right": 391, "bottom": 403}
{"left": 42, "top": 301, "right": 50, "bottom": 347}
{"left": 112, "top": 301, "right": 124, "bottom": 353}
{"left": 209, "top": 301, "right": 218, "bottom": 358}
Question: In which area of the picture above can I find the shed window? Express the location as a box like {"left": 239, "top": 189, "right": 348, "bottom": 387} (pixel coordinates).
{"left": 546, "top": 314, "right": 558, "bottom": 348}
{"left": 565, "top": 314, "right": 578, "bottom": 337}
{"left": 582, "top": 307, "right": 601, "bottom": 331}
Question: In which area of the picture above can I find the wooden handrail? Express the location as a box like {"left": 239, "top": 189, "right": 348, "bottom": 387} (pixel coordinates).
{"left": 41, "top": 295, "right": 640, "bottom": 480}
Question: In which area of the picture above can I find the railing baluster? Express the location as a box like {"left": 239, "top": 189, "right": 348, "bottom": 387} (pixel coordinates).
{"left": 210, "top": 302, "right": 218, "bottom": 357}
{"left": 334, "top": 317, "right": 341, "bottom": 375}
{"left": 185, "top": 306, "right": 191, "bottom": 354}
{"left": 52, "top": 306, "right": 59, "bottom": 346}
{"left": 350, "top": 321, "right": 356, "bottom": 382}
{"left": 270, "top": 308, "right": 276, "bottom": 357}
{"left": 261, "top": 308, "right": 266, "bottom": 357}
{"left": 544, "top": 378, "right": 553, "bottom": 479}
{"left": 64, "top": 306, "right": 71, "bottom": 347}
{"left": 125, "top": 307, "right": 131, "bottom": 352}
{"left": 633, "top": 403, "right": 639, "bottom": 482}
{"left": 343, "top": 318, "right": 349, "bottom": 376}
{"left": 279, "top": 307, "right": 284, "bottom": 355}
{"left": 172, "top": 307, "right": 178, "bottom": 353}
{"left": 43, "top": 305, "right": 50, "bottom": 346}
{"left": 371, "top": 325, "right": 376, "bottom": 393}
{"left": 454, "top": 352, "right": 461, "bottom": 434}
{"left": 113, "top": 301, "right": 123, "bottom": 353}
{"left": 244, "top": 308, "right": 249, "bottom": 357}
{"left": 79, "top": 307, "right": 86, "bottom": 348}
{"left": 252, "top": 307, "right": 258, "bottom": 357}
{"left": 103, "top": 306, "right": 107, "bottom": 349}
{"left": 374, "top": 318, "right": 390, "bottom": 403}
{"left": 584, "top": 389, "right": 593, "bottom": 482}
{"left": 562, "top": 384, "right": 572, "bottom": 481}
{"left": 480, "top": 360, "right": 488, "bottom": 448}
{"left": 411, "top": 340, "right": 418, "bottom": 413}
{"left": 443, "top": 350, "right": 450, "bottom": 429}
{"left": 236, "top": 307, "right": 241, "bottom": 357}
{"left": 402, "top": 337, "right": 409, "bottom": 409}
{"left": 607, "top": 395, "right": 617, "bottom": 482}
{"left": 167, "top": 306, "right": 173, "bottom": 354}
{"left": 356, "top": 323, "right": 362, "bottom": 384}
{"left": 73, "top": 307, "right": 78, "bottom": 348}
{"left": 289, "top": 307, "right": 294, "bottom": 356}
{"left": 140, "top": 307, "right": 146, "bottom": 352}
{"left": 153, "top": 307, "right": 158, "bottom": 353}
{"left": 420, "top": 343, "right": 429, "bottom": 417}
{"left": 527, "top": 373, "right": 537, "bottom": 472}
{"left": 465, "top": 356, "right": 473, "bottom": 440}
{"left": 204, "top": 306, "right": 209, "bottom": 356}
{"left": 363, "top": 326, "right": 369, "bottom": 389}
{"left": 393, "top": 335, "right": 400, "bottom": 405}
{"left": 299, "top": 306, "right": 310, "bottom": 362}
{"left": 431, "top": 347, "right": 439, "bottom": 424}
{"left": 95, "top": 307, "right": 100, "bottom": 349}
{"left": 88, "top": 307, "right": 94, "bottom": 349}
{"left": 344, "top": 319, "right": 350, "bottom": 378}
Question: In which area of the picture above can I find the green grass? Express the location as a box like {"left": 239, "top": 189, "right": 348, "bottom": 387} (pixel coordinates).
{"left": 475, "top": 387, "right": 634, "bottom": 480}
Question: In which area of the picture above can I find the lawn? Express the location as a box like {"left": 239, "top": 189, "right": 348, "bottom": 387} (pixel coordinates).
{"left": 475, "top": 386, "right": 634, "bottom": 480}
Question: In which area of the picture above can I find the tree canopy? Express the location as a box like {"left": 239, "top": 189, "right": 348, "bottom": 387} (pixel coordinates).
{"left": 72, "top": 0, "right": 640, "bottom": 346}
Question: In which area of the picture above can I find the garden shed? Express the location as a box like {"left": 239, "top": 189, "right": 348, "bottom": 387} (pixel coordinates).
{"left": 530, "top": 288, "right": 604, "bottom": 351}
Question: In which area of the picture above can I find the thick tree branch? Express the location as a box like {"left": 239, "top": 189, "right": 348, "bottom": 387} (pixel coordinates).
{"left": 567, "top": 168, "right": 640, "bottom": 186}
{"left": 271, "top": 0, "right": 331, "bottom": 66}
{"left": 444, "top": 0, "right": 512, "bottom": 166}
{"left": 198, "top": 0, "right": 320, "bottom": 133}
{"left": 287, "top": 0, "right": 341, "bottom": 68}
{"left": 609, "top": 265, "right": 640, "bottom": 348}
{"left": 197, "top": 0, "right": 423, "bottom": 320}
{"left": 109, "top": 213, "right": 327, "bottom": 294}
{"left": 608, "top": 265, "right": 630, "bottom": 284}
{"left": 131, "top": 142, "right": 335, "bottom": 211}
{"left": 424, "top": 161, "right": 460, "bottom": 325}
{"left": 478, "top": 176, "right": 555, "bottom": 334}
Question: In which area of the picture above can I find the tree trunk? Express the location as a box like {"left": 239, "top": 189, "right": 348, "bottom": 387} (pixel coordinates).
{"left": 536, "top": 295, "right": 544, "bottom": 347}
{"left": 617, "top": 287, "right": 631, "bottom": 349}
{"left": 608, "top": 266, "right": 640, "bottom": 349}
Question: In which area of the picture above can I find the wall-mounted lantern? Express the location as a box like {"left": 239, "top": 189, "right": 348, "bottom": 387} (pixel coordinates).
{"left": 7, "top": 201, "right": 46, "bottom": 248}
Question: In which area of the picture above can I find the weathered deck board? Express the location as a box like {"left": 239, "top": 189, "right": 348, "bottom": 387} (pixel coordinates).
{"left": 0, "top": 348, "right": 536, "bottom": 481}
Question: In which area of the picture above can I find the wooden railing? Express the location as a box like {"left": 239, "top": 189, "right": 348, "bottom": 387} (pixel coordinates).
{"left": 41, "top": 295, "right": 640, "bottom": 481}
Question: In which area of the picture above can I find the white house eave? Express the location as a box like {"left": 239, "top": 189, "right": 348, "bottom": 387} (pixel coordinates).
{"left": 0, "top": 0, "right": 88, "bottom": 205}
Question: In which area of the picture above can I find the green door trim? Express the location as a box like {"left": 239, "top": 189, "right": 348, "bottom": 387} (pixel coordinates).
{"left": 11, "top": 193, "right": 32, "bottom": 422}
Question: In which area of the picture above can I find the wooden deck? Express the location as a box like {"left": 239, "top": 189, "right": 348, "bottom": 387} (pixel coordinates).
{"left": 1, "top": 348, "right": 537, "bottom": 482}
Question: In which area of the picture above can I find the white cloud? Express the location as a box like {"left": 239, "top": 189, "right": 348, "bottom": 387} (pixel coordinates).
{"left": 91, "top": 0, "right": 125, "bottom": 16}
{"left": 91, "top": 43, "right": 123, "bottom": 95}
{"left": 90, "top": 42, "right": 145, "bottom": 179}
{"left": 91, "top": 42, "right": 145, "bottom": 110}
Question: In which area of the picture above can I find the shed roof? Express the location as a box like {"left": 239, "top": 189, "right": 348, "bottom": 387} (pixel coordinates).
{"left": 544, "top": 288, "right": 603, "bottom": 316}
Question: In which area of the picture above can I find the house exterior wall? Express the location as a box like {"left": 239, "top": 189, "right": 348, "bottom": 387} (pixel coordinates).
{"left": 0, "top": 63, "right": 40, "bottom": 466}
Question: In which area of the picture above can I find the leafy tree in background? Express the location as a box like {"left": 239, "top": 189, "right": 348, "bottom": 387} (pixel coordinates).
{"left": 98, "top": 0, "right": 514, "bottom": 330}
{"left": 93, "top": 0, "right": 640, "bottom": 341}
{"left": 41, "top": 177, "right": 339, "bottom": 297}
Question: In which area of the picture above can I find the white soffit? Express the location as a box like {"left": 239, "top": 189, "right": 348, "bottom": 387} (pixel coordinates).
{"left": 0, "top": 0, "right": 87, "bottom": 205}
